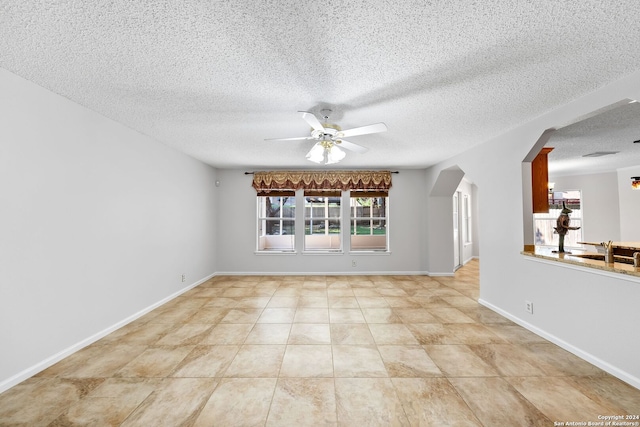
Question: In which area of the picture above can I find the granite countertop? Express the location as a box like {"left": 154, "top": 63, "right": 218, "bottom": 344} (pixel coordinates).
{"left": 521, "top": 247, "right": 640, "bottom": 278}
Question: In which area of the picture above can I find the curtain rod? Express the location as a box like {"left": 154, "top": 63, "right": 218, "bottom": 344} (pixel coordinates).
{"left": 244, "top": 171, "right": 399, "bottom": 175}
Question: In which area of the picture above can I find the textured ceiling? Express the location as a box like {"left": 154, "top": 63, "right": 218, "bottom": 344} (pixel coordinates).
{"left": 548, "top": 102, "right": 640, "bottom": 177}
{"left": 2, "top": 1, "right": 640, "bottom": 171}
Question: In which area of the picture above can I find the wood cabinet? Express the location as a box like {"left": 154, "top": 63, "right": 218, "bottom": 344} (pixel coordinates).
{"left": 532, "top": 147, "right": 553, "bottom": 213}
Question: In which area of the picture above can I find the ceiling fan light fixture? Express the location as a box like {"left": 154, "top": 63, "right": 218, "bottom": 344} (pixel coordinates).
{"left": 326, "top": 145, "right": 346, "bottom": 164}
{"left": 306, "top": 142, "right": 326, "bottom": 164}
{"left": 306, "top": 140, "right": 346, "bottom": 165}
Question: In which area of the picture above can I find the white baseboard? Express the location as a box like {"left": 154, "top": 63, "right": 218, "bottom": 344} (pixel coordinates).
{"left": 211, "top": 270, "right": 456, "bottom": 277}
{"left": 213, "top": 271, "right": 432, "bottom": 276}
{"left": 427, "top": 272, "right": 456, "bottom": 277}
{"left": 478, "top": 298, "right": 640, "bottom": 390}
{"left": 0, "top": 273, "right": 215, "bottom": 395}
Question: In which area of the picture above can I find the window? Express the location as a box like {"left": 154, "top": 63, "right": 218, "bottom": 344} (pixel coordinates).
{"left": 252, "top": 171, "right": 394, "bottom": 254}
{"left": 304, "top": 190, "right": 341, "bottom": 251}
{"left": 350, "top": 191, "right": 388, "bottom": 251}
{"left": 257, "top": 191, "right": 295, "bottom": 251}
{"left": 534, "top": 190, "right": 582, "bottom": 249}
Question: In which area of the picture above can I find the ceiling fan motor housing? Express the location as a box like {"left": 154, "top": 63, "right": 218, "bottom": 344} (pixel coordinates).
{"left": 311, "top": 123, "right": 342, "bottom": 140}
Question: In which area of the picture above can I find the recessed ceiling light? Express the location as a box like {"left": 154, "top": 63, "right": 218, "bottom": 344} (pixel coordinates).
{"left": 582, "top": 151, "right": 620, "bottom": 157}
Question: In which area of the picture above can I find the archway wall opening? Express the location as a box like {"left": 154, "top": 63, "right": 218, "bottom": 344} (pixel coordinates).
{"left": 521, "top": 99, "right": 634, "bottom": 252}
{"left": 425, "top": 166, "right": 467, "bottom": 275}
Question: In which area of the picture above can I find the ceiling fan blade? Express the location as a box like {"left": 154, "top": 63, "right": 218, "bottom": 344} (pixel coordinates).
{"left": 338, "top": 122, "right": 387, "bottom": 138}
{"left": 298, "top": 111, "right": 325, "bottom": 132}
{"left": 335, "top": 139, "right": 368, "bottom": 154}
{"left": 264, "top": 136, "right": 314, "bottom": 141}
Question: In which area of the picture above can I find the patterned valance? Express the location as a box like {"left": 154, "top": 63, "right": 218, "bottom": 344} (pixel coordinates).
{"left": 252, "top": 170, "right": 392, "bottom": 192}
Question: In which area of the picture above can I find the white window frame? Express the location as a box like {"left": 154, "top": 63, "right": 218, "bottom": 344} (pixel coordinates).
{"left": 303, "top": 191, "right": 342, "bottom": 252}
{"left": 349, "top": 192, "right": 389, "bottom": 252}
{"left": 256, "top": 192, "right": 296, "bottom": 252}
{"left": 255, "top": 188, "right": 391, "bottom": 255}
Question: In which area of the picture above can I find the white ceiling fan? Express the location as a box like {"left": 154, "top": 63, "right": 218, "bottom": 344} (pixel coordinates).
{"left": 265, "top": 110, "right": 387, "bottom": 164}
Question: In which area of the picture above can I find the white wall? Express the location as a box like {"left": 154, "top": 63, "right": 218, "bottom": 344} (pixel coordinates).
{"left": 0, "top": 69, "right": 218, "bottom": 392}
{"left": 214, "top": 169, "right": 428, "bottom": 274}
{"left": 425, "top": 70, "right": 640, "bottom": 388}
{"left": 617, "top": 166, "right": 640, "bottom": 241}
{"left": 550, "top": 171, "right": 621, "bottom": 242}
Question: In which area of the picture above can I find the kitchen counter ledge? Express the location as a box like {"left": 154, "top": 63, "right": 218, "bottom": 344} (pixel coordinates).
{"left": 521, "top": 247, "right": 640, "bottom": 279}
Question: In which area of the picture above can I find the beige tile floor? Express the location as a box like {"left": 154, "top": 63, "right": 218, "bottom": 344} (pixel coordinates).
{"left": 1, "top": 260, "right": 639, "bottom": 426}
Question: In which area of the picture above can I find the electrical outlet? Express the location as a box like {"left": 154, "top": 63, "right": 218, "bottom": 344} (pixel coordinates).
{"left": 351, "top": 260, "right": 357, "bottom": 267}
{"left": 181, "top": 274, "right": 186, "bottom": 283}
{"left": 525, "top": 300, "right": 533, "bottom": 314}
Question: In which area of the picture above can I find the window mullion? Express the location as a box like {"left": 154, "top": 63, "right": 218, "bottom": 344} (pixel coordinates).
{"left": 369, "top": 200, "right": 373, "bottom": 236}
{"left": 295, "top": 189, "right": 304, "bottom": 251}
{"left": 342, "top": 190, "right": 350, "bottom": 252}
